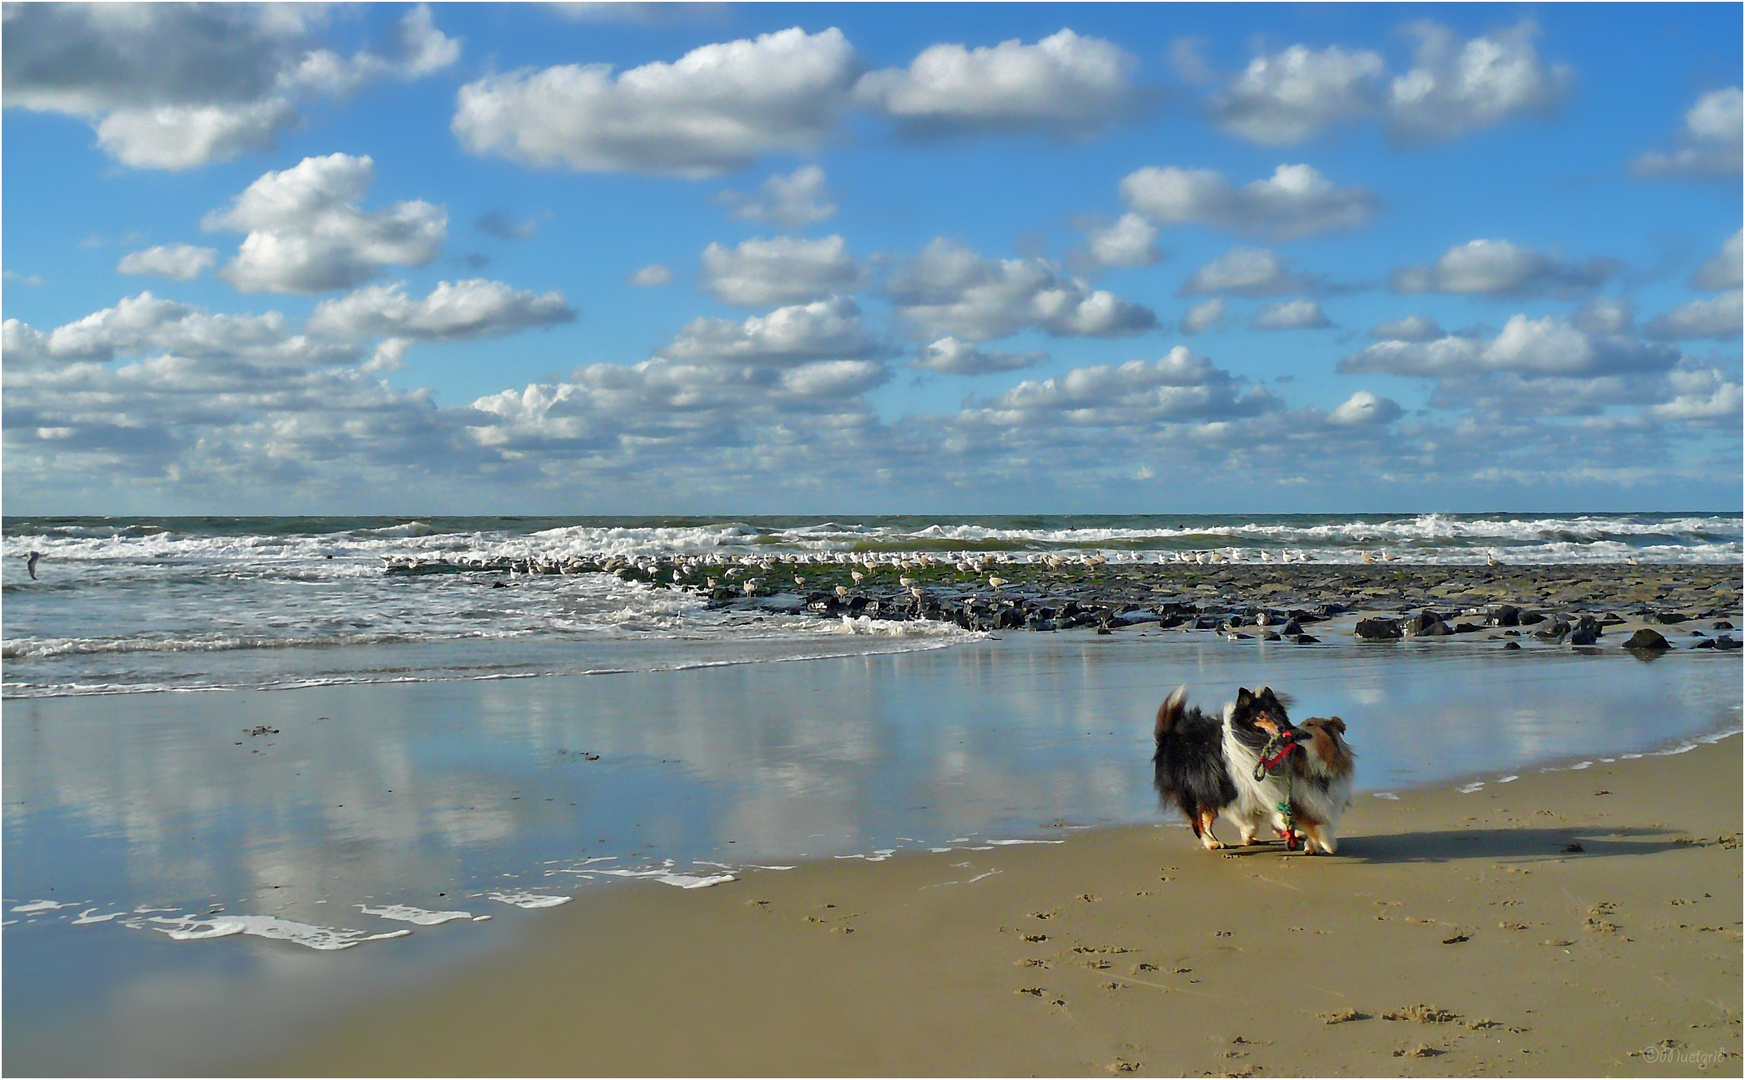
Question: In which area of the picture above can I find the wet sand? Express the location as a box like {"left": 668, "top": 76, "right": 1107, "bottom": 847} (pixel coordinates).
{"left": 262, "top": 735, "right": 1742, "bottom": 1077}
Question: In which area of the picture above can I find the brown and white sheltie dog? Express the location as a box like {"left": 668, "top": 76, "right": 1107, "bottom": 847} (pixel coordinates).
{"left": 1154, "top": 686, "right": 1355, "bottom": 854}
{"left": 1285, "top": 716, "right": 1357, "bottom": 854}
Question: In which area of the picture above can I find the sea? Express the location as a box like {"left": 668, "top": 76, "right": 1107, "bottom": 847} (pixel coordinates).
{"left": 3, "top": 512, "right": 1740, "bottom": 698}
{"left": 2, "top": 513, "right": 1741, "bottom": 1073}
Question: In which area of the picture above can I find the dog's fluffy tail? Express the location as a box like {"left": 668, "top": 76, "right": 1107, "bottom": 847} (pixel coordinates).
{"left": 1154, "top": 685, "right": 1189, "bottom": 742}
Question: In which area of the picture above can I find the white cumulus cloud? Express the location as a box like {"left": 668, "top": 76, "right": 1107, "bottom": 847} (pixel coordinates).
{"left": 629, "top": 264, "right": 673, "bottom": 287}
{"left": 307, "top": 279, "right": 575, "bottom": 342}
{"left": 700, "top": 235, "right": 862, "bottom": 307}
{"left": 885, "top": 239, "right": 1156, "bottom": 341}
{"left": 1342, "top": 312, "right": 1679, "bottom": 381}
{"left": 1084, "top": 213, "right": 1162, "bottom": 268}
{"left": 1179, "top": 298, "right": 1227, "bottom": 335}
{"left": 963, "top": 347, "right": 1276, "bottom": 427}
{"left": 1328, "top": 390, "right": 1403, "bottom": 426}
{"left": 451, "top": 27, "right": 860, "bottom": 177}
{"left": 205, "top": 154, "right": 447, "bottom": 294}
{"left": 1643, "top": 291, "right": 1743, "bottom": 341}
{"left": 855, "top": 29, "right": 1138, "bottom": 137}
{"left": 911, "top": 337, "right": 1046, "bottom": 376}
{"left": 1694, "top": 230, "right": 1743, "bottom": 291}
{"left": 117, "top": 244, "right": 219, "bottom": 281}
{"left": 3, "top": 4, "right": 459, "bottom": 170}
{"left": 1387, "top": 20, "right": 1570, "bottom": 142}
{"left": 717, "top": 165, "right": 837, "bottom": 228}
{"left": 1252, "top": 299, "right": 1332, "bottom": 330}
{"left": 1369, "top": 314, "right": 1445, "bottom": 342}
{"left": 1119, "top": 163, "right": 1376, "bottom": 241}
{"left": 658, "top": 296, "right": 885, "bottom": 366}
{"left": 3, "top": 292, "right": 348, "bottom": 369}
{"left": 1634, "top": 87, "right": 1742, "bottom": 179}
{"left": 1211, "top": 44, "right": 1384, "bottom": 145}
{"left": 1389, "top": 239, "right": 1615, "bottom": 298}
{"left": 1180, "top": 248, "right": 1318, "bottom": 297}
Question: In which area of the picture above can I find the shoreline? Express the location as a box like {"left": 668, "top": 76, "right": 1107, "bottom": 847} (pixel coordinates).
{"left": 257, "top": 734, "right": 1743, "bottom": 1078}
{"left": 386, "top": 560, "right": 1744, "bottom": 637}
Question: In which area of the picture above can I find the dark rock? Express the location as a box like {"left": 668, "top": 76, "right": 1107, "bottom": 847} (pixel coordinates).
{"left": 1453, "top": 622, "right": 1480, "bottom": 634}
{"left": 1420, "top": 620, "right": 1455, "bottom": 637}
{"left": 1518, "top": 610, "right": 1546, "bottom": 626}
{"left": 994, "top": 607, "right": 1025, "bottom": 630}
{"left": 1404, "top": 611, "right": 1444, "bottom": 635}
{"left": 1194, "top": 616, "right": 1222, "bottom": 630}
{"left": 1533, "top": 621, "right": 1570, "bottom": 643}
{"left": 1293, "top": 634, "right": 1319, "bottom": 645}
{"left": 1655, "top": 611, "right": 1688, "bottom": 625}
{"left": 1693, "top": 638, "right": 1717, "bottom": 649}
{"left": 1315, "top": 603, "right": 1347, "bottom": 619}
{"left": 1574, "top": 615, "right": 1603, "bottom": 639}
{"left": 1502, "top": 641, "right": 1522, "bottom": 651}
{"left": 1600, "top": 613, "right": 1627, "bottom": 626}
{"left": 1281, "top": 618, "right": 1303, "bottom": 636}
{"left": 1623, "top": 628, "right": 1671, "bottom": 651}
{"left": 1715, "top": 620, "right": 1735, "bottom": 630}
{"left": 1489, "top": 605, "right": 1521, "bottom": 627}
{"left": 1569, "top": 625, "right": 1599, "bottom": 646}
{"left": 1260, "top": 630, "right": 1282, "bottom": 642}
{"left": 1355, "top": 617, "right": 1403, "bottom": 641}
{"left": 1225, "top": 613, "right": 1249, "bottom": 628}
{"left": 1716, "top": 635, "right": 1741, "bottom": 651}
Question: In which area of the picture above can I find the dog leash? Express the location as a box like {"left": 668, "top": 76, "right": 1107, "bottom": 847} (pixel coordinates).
{"left": 1254, "top": 730, "right": 1302, "bottom": 852}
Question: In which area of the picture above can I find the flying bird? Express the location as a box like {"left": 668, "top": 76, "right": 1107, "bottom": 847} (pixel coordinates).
{"left": 25, "top": 551, "right": 40, "bottom": 580}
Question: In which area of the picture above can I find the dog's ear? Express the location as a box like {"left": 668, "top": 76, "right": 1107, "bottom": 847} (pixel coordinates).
{"left": 1235, "top": 687, "right": 1253, "bottom": 706}
{"left": 1326, "top": 717, "right": 1346, "bottom": 735}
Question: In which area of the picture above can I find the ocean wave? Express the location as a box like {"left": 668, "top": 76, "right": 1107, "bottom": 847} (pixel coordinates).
{"left": 8, "top": 513, "right": 1738, "bottom": 569}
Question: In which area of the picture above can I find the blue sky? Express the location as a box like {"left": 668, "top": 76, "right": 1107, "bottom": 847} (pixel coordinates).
{"left": 3, "top": 2, "right": 1739, "bottom": 514}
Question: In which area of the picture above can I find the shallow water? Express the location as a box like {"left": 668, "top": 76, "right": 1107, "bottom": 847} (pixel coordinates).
{"left": 3, "top": 632, "right": 1738, "bottom": 1073}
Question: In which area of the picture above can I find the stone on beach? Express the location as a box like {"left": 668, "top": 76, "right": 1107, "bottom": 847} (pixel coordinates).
{"left": 1355, "top": 617, "right": 1404, "bottom": 641}
{"left": 1623, "top": 628, "right": 1671, "bottom": 652}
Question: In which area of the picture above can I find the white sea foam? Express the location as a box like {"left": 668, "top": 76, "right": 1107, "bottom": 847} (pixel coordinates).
{"left": 72, "top": 909, "right": 129, "bottom": 925}
{"left": 487, "top": 891, "right": 572, "bottom": 909}
{"left": 587, "top": 869, "right": 736, "bottom": 889}
{"left": 11, "top": 899, "right": 77, "bottom": 914}
{"left": 358, "top": 903, "right": 474, "bottom": 925}
{"left": 143, "top": 915, "right": 411, "bottom": 950}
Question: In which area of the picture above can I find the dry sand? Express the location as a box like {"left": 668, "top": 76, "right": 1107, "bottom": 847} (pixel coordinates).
{"left": 263, "top": 737, "right": 1742, "bottom": 1077}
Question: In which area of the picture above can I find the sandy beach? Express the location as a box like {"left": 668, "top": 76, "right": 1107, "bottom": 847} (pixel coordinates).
{"left": 260, "top": 734, "right": 1742, "bottom": 1077}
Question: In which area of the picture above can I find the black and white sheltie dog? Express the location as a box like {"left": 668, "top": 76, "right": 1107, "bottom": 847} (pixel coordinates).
{"left": 1153, "top": 685, "right": 1356, "bottom": 854}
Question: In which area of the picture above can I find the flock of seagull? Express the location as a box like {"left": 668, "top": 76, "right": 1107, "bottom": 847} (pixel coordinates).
{"left": 21, "top": 544, "right": 1528, "bottom": 585}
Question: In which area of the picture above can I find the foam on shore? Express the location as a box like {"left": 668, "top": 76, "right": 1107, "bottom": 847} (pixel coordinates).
{"left": 141, "top": 915, "right": 412, "bottom": 951}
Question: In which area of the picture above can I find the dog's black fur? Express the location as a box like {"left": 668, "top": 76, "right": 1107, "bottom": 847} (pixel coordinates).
{"left": 1152, "top": 686, "right": 1239, "bottom": 849}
